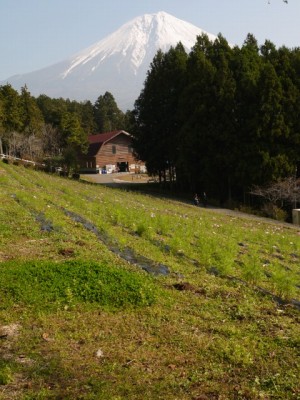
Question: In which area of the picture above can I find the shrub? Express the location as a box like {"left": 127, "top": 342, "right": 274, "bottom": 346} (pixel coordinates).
{"left": 72, "top": 173, "right": 80, "bottom": 180}
{"left": 237, "top": 205, "right": 262, "bottom": 217}
{"left": 261, "top": 203, "right": 288, "bottom": 221}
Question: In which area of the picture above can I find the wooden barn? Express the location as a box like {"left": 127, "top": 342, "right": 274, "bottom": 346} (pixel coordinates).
{"left": 79, "top": 130, "right": 145, "bottom": 174}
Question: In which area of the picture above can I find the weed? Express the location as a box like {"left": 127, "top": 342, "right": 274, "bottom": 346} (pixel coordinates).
{"left": 241, "top": 255, "right": 264, "bottom": 284}
{"left": 135, "top": 222, "right": 148, "bottom": 237}
{"left": 0, "top": 362, "right": 13, "bottom": 385}
{"left": 271, "top": 266, "right": 297, "bottom": 299}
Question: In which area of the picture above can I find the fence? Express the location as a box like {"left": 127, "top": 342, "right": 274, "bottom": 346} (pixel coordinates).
{"left": 0, "top": 154, "right": 45, "bottom": 168}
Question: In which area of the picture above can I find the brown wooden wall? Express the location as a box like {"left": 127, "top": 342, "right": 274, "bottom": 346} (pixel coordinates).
{"left": 95, "top": 135, "right": 137, "bottom": 168}
{"left": 79, "top": 133, "right": 144, "bottom": 171}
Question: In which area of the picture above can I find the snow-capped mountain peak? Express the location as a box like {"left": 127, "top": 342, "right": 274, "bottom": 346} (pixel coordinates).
{"left": 2, "top": 12, "right": 217, "bottom": 110}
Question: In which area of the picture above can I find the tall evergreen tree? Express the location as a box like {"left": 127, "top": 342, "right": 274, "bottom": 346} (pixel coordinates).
{"left": 134, "top": 50, "right": 168, "bottom": 179}
{"left": 0, "top": 96, "right": 4, "bottom": 154}
{"left": 275, "top": 46, "right": 300, "bottom": 171}
{"left": 79, "top": 100, "right": 97, "bottom": 134}
{"left": 162, "top": 43, "right": 188, "bottom": 184}
{"left": 36, "top": 95, "right": 68, "bottom": 128}
{"left": 178, "top": 34, "right": 216, "bottom": 192}
{"left": 231, "top": 34, "right": 263, "bottom": 193}
{"left": 0, "top": 84, "right": 23, "bottom": 156}
{"left": 20, "top": 85, "right": 44, "bottom": 136}
{"left": 134, "top": 45, "right": 188, "bottom": 182}
{"left": 0, "top": 84, "right": 23, "bottom": 133}
{"left": 94, "top": 92, "right": 124, "bottom": 132}
{"left": 256, "top": 61, "right": 293, "bottom": 181}
{"left": 205, "top": 34, "right": 237, "bottom": 203}
{"left": 60, "top": 111, "right": 88, "bottom": 173}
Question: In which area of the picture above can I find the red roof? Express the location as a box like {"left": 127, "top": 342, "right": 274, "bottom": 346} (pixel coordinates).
{"left": 88, "top": 130, "right": 130, "bottom": 145}
{"left": 86, "top": 130, "right": 130, "bottom": 157}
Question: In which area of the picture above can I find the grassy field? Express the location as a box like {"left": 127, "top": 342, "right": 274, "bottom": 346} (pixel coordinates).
{"left": 0, "top": 162, "right": 299, "bottom": 400}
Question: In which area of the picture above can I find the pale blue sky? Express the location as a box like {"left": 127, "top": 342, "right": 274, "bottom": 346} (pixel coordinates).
{"left": 0, "top": 0, "right": 299, "bottom": 81}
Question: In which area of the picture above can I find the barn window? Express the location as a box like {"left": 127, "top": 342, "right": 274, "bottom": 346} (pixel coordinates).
{"left": 112, "top": 145, "right": 116, "bottom": 154}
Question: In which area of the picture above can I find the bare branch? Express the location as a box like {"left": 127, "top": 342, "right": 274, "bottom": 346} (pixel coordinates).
{"left": 250, "top": 177, "right": 300, "bottom": 206}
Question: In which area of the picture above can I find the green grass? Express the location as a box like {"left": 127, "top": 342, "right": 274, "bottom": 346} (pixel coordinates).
{"left": 0, "top": 162, "right": 299, "bottom": 400}
{"left": 0, "top": 260, "right": 157, "bottom": 312}
{"left": 0, "top": 362, "right": 13, "bottom": 386}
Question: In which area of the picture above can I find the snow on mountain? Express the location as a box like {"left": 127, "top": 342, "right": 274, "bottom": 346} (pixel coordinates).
{"left": 1, "top": 11, "right": 217, "bottom": 111}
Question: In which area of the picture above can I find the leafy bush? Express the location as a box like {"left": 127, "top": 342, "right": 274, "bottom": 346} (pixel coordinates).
{"left": 261, "top": 203, "right": 288, "bottom": 221}
{"left": 0, "top": 260, "right": 157, "bottom": 311}
{"left": 236, "top": 205, "right": 262, "bottom": 216}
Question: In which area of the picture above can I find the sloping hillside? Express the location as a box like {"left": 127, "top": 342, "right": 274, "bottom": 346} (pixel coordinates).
{"left": 0, "top": 162, "right": 299, "bottom": 399}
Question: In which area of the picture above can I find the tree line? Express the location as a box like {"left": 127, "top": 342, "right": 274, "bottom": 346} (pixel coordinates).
{"left": 1, "top": 31, "right": 299, "bottom": 209}
{"left": 0, "top": 86, "right": 128, "bottom": 172}
{"left": 132, "top": 33, "right": 300, "bottom": 205}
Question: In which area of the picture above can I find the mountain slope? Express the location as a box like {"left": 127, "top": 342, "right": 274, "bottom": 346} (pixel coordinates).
{"left": 2, "top": 12, "right": 217, "bottom": 110}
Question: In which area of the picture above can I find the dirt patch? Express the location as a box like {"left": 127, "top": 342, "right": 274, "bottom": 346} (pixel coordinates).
{"left": 0, "top": 324, "right": 21, "bottom": 339}
{"left": 173, "top": 282, "right": 206, "bottom": 295}
{"left": 58, "top": 248, "right": 75, "bottom": 257}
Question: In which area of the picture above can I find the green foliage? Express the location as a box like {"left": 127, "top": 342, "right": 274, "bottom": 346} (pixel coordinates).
{"left": 135, "top": 222, "right": 148, "bottom": 237}
{"left": 59, "top": 111, "right": 89, "bottom": 173}
{"left": 0, "top": 362, "right": 13, "bottom": 385}
{"left": 94, "top": 91, "right": 125, "bottom": 132}
{"left": 134, "top": 33, "right": 300, "bottom": 203}
{"left": 0, "top": 86, "right": 127, "bottom": 170}
{"left": 261, "top": 203, "right": 288, "bottom": 221}
{"left": 0, "top": 84, "right": 23, "bottom": 132}
{"left": 241, "top": 255, "right": 264, "bottom": 285}
{"left": 272, "top": 265, "right": 297, "bottom": 299}
{"left": 0, "top": 260, "right": 157, "bottom": 311}
{"left": 20, "top": 85, "right": 44, "bottom": 135}
{"left": 134, "top": 44, "right": 188, "bottom": 181}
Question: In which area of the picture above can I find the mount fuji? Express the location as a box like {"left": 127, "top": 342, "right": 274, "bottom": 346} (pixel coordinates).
{"left": 2, "top": 12, "right": 217, "bottom": 111}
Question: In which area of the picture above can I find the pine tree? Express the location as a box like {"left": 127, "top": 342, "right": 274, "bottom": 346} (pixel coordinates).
{"left": 134, "top": 50, "right": 168, "bottom": 180}
{"left": 178, "top": 34, "right": 216, "bottom": 192}
{"left": 20, "top": 85, "right": 44, "bottom": 136}
{"left": 60, "top": 112, "right": 88, "bottom": 174}
{"left": 256, "top": 61, "right": 293, "bottom": 181}
{"left": 205, "top": 34, "right": 237, "bottom": 203}
{"left": 231, "top": 34, "right": 263, "bottom": 193}
{"left": 0, "top": 84, "right": 23, "bottom": 133}
{"left": 36, "top": 95, "right": 68, "bottom": 127}
{"left": 94, "top": 92, "right": 124, "bottom": 132}
{"left": 80, "top": 101, "right": 97, "bottom": 134}
{"left": 0, "top": 96, "right": 4, "bottom": 154}
{"left": 134, "top": 45, "right": 188, "bottom": 183}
